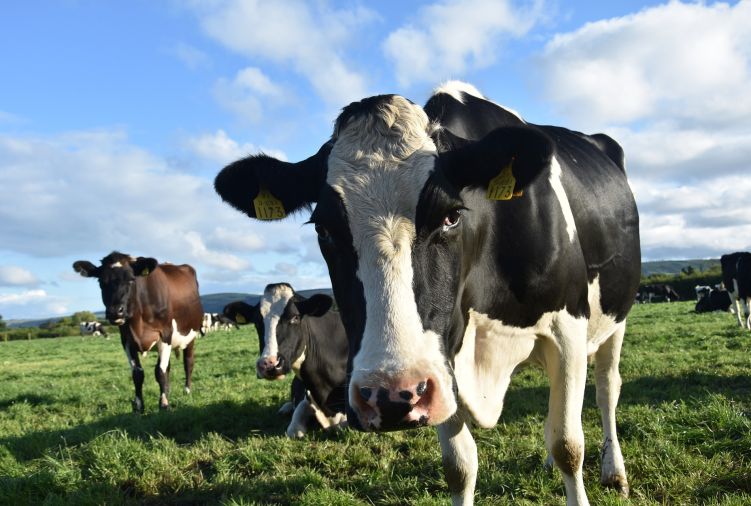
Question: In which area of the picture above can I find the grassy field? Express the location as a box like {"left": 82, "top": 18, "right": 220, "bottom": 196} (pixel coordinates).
{"left": 1, "top": 301, "right": 749, "bottom": 505}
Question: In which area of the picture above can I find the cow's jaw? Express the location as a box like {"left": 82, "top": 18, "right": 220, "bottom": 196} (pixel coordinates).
{"left": 327, "top": 95, "right": 457, "bottom": 431}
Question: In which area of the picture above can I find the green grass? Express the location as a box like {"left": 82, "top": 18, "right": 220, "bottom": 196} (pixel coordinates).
{"left": 1, "top": 302, "right": 750, "bottom": 505}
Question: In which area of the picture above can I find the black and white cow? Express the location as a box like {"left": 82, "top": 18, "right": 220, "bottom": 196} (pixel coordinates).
{"left": 694, "top": 287, "right": 732, "bottom": 313}
{"left": 694, "top": 285, "right": 712, "bottom": 301}
{"left": 269, "top": 293, "right": 348, "bottom": 438}
{"left": 721, "top": 252, "right": 751, "bottom": 329}
{"left": 638, "top": 284, "right": 680, "bottom": 303}
{"left": 79, "top": 321, "right": 106, "bottom": 337}
{"left": 214, "top": 81, "right": 641, "bottom": 505}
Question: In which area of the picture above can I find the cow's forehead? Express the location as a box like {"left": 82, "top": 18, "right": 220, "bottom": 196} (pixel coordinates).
{"left": 259, "top": 284, "right": 294, "bottom": 318}
{"left": 326, "top": 95, "right": 438, "bottom": 251}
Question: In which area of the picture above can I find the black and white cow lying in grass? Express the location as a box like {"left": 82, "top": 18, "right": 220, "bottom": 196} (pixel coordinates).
{"left": 223, "top": 286, "right": 348, "bottom": 437}
{"left": 214, "top": 81, "right": 641, "bottom": 505}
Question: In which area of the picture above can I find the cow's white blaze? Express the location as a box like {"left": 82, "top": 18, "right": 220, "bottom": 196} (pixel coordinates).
{"left": 258, "top": 284, "right": 294, "bottom": 359}
{"left": 327, "top": 95, "right": 456, "bottom": 425}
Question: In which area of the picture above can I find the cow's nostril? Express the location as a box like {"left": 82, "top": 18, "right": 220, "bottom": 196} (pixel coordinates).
{"left": 399, "top": 390, "right": 413, "bottom": 401}
{"left": 359, "top": 387, "right": 372, "bottom": 401}
{"left": 416, "top": 381, "right": 428, "bottom": 397}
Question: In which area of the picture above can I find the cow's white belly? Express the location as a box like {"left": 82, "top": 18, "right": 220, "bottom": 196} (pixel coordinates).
{"left": 170, "top": 319, "right": 197, "bottom": 350}
{"left": 454, "top": 278, "right": 623, "bottom": 428}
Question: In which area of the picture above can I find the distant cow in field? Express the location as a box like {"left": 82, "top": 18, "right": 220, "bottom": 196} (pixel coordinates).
{"left": 639, "top": 284, "right": 680, "bottom": 303}
{"left": 695, "top": 287, "right": 732, "bottom": 313}
{"left": 73, "top": 252, "right": 203, "bottom": 412}
{"left": 79, "top": 321, "right": 106, "bottom": 337}
{"left": 201, "top": 312, "right": 237, "bottom": 334}
{"left": 214, "top": 81, "right": 641, "bottom": 504}
{"left": 721, "top": 252, "right": 751, "bottom": 329}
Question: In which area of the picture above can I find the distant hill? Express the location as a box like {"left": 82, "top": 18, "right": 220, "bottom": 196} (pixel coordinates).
{"left": 6, "top": 288, "right": 335, "bottom": 328}
{"left": 641, "top": 259, "right": 720, "bottom": 276}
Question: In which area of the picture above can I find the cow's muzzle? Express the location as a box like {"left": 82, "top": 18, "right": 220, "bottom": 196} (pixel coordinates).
{"left": 348, "top": 377, "right": 440, "bottom": 432}
{"left": 256, "top": 355, "right": 286, "bottom": 380}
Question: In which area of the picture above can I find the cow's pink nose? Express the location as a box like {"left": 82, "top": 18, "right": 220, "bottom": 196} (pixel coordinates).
{"left": 349, "top": 378, "right": 435, "bottom": 431}
{"left": 256, "top": 356, "right": 285, "bottom": 379}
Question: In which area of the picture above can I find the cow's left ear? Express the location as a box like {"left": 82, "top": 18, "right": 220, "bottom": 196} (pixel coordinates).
{"left": 296, "top": 294, "right": 334, "bottom": 318}
{"left": 73, "top": 260, "right": 100, "bottom": 278}
{"left": 131, "top": 257, "right": 158, "bottom": 277}
{"left": 439, "top": 126, "right": 554, "bottom": 195}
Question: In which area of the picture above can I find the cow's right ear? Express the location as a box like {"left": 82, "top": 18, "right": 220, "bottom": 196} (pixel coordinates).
{"left": 296, "top": 294, "right": 334, "bottom": 318}
{"left": 73, "top": 261, "right": 100, "bottom": 278}
{"left": 214, "top": 141, "right": 332, "bottom": 220}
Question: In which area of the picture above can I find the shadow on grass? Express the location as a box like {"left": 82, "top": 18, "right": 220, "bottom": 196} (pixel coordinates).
{"left": 0, "top": 397, "right": 290, "bottom": 462}
{"left": 497, "top": 371, "right": 750, "bottom": 423}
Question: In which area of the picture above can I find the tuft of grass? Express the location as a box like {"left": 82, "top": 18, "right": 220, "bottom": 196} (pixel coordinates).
{"left": 0, "top": 301, "right": 750, "bottom": 504}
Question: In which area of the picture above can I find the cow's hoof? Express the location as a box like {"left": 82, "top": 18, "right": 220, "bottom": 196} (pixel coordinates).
{"left": 132, "top": 399, "right": 144, "bottom": 413}
{"left": 184, "top": 386, "right": 191, "bottom": 394}
{"left": 159, "top": 403, "right": 171, "bottom": 411}
{"left": 543, "top": 454, "right": 554, "bottom": 472}
{"left": 602, "top": 474, "right": 630, "bottom": 498}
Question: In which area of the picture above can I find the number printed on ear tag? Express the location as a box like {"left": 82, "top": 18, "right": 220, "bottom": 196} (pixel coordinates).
{"left": 253, "top": 187, "right": 286, "bottom": 220}
{"left": 486, "top": 160, "right": 516, "bottom": 201}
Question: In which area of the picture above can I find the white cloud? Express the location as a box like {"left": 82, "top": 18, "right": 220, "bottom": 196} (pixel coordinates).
{"left": 171, "top": 42, "right": 210, "bottom": 70}
{"left": 537, "top": 1, "right": 751, "bottom": 127}
{"left": 184, "top": 129, "right": 287, "bottom": 166}
{"left": 0, "top": 289, "right": 47, "bottom": 305}
{"left": 193, "top": 0, "right": 377, "bottom": 105}
{"left": 384, "top": 0, "right": 547, "bottom": 86}
{"left": 0, "top": 266, "right": 40, "bottom": 287}
{"left": 213, "top": 67, "right": 285, "bottom": 123}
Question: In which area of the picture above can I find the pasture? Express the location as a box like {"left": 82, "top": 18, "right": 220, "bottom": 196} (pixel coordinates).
{"left": 1, "top": 302, "right": 749, "bottom": 505}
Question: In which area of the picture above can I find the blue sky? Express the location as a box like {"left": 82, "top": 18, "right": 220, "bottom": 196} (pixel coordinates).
{"left": 1, "top": 0, "right": 749, "bottom": 320}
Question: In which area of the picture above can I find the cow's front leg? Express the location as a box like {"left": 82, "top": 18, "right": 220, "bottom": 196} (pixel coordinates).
{"left": 437, "top": 411, "right": 477, "bottom": 506}
{"left": 124, "top": 340, "right": 145, "bottom": 413}
{"left": 543, "top": 315, "right": 589, "bottom": 506}
{"left": 594, "top": 322, "right": 629, "bottom": 497}
{"left": 155, "top": 341, "right": 172, "bottom": 410}
{"left": 183, "top": 340, "right": 195, "bottom": 394}
{"left": 286, "top": 398, "right": 316, "bottom": 438}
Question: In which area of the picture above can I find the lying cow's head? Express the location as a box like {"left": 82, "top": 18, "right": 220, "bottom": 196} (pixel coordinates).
{"left": 73, "top": 252, "right": 158, "bottom": 325}
{"left": 215, "top": 94, "right": 552, "bottom": 431}
{"left": 273, "top": 294, "right": 335, "bottom": 375}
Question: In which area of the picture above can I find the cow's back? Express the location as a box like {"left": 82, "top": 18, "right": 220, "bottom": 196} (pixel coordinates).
{"left": 147, "top": 264, "right": 203, "bottom": 333}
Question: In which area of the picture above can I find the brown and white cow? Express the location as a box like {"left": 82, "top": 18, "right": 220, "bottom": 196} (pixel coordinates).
{"left": 73, "top": 251, "right": 203, "bottom": 412}
{"left": 214, "top": 82, "right": 640, "bottom": 505}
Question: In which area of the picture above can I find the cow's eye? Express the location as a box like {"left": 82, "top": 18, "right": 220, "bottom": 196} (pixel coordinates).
{"left": 442, "top": 209, "right": 462, "bottom": 231}
{"left": 289, "top": 315, "right": 300, "bottom": 325}
{"left": 315, "top": 223, "right": 333, "bottom": 244}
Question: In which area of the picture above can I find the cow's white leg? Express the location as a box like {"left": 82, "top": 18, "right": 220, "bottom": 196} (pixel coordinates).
{"left": 286, "top": 398, "right": 315, "bottom": 439}
{"left": 124, "top": 342, "right": 145, "bottom": 413}
{"left": 731, "top": 282, "right": 744, "bottom": 327}
{"left": 594, "top": 322, "right": 629, "bottom": 497}
{"left": 156, "top": 340, "right": 171, "bottom": 409}
{"left": 739, "top": 296, "right": 750, "bottom": 329}
{"left": 543, "top": 313, "right": 589, "bottom": 506}
{"left": 437, "top": 411, "right": 477, "bottom": 506}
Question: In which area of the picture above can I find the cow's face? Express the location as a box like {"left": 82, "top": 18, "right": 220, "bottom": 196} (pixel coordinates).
{"left": 255, "top": 283, "right": 295, "bottom": 380}
{"left": 214, "top": 94, "right": 552, "bottom": 432}
{"left": 274, "top": 294, "right": 334, "bottom": 376}
{"left": 73, "top": 253, "right": 158, "bottom": 325}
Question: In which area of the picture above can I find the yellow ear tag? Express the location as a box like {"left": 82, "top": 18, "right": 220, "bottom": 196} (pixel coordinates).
{"left": 487, "top": 159, "right": 517, "bottom": 201}
{"left": 253, "top": 187, "right": 286, "bottom": 220}
{"left": 235, "top": 314, "right": 246, "bottom": 324}
{"left": 141, "top": 268, "right": 150, "bottom": 276}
